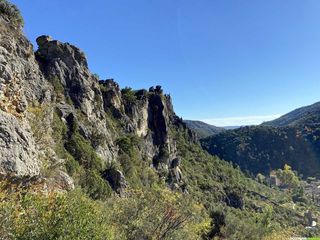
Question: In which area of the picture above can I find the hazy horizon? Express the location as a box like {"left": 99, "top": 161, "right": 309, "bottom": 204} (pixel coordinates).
{"left": 196, "top": 113, "right": 282, "bottom": 127}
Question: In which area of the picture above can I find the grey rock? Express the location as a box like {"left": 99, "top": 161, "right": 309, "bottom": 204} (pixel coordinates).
{"left": 35, "top": 35, "right": 93, "bottom": 114}
{"left": 35, "top": 36, "right": 118, "bottom": 163}
{"left": 0, "top": 111, "right": 39, "bottom": 176}
{"left": 0, "top": 19, "right": 48, "bottom": 178}
{"left": 99, "top": 79, "right": 123, "bottom": 113}
{"left": 0, "top": 18, "right": 49, "bottom": 111}
{"left": 36, "top": 35, "right": 52, "bottom": 47}
{"left": 48, "top": 170, "right": 75, "bottom": 192}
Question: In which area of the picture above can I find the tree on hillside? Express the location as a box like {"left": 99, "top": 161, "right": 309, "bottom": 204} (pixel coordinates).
{"left": 276, "top": 164, "right": 300, "bottom": 189}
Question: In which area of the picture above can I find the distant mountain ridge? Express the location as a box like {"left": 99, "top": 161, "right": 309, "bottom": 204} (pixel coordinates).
{"left": 184, "top": 120, "right": 224, "bottom": 138}
{"left": 263, "top": 101, "right": 320, "bottom": 127}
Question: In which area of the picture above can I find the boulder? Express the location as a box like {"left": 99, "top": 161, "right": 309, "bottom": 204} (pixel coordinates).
{"left": 36, "top": 35, "right": 52, "bottom": 47}
{"left": 48, "top": 170, "right": 75, "bottom": 191}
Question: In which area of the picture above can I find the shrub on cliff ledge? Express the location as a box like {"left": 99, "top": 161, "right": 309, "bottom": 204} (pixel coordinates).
{"left": 121, "top": 87, "right": 137, "bottom": 105}
{"left": 65, "top": 132, "right": 103, "bottom": 171}
{"left": 0, "top": 0, "right": 24, "bottom": 27}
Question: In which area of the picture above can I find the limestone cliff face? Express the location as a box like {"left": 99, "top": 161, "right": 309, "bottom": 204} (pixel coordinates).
{"left": 34, "top": 35, "right": 117, "bottom": 164}
{"left": 0, "top": 13, "right": 194, "bottom": 191}
{"left": 0, "top": 111, "right": 39, "bottom": 176}
{"left": 99, "top": 81, "right": 185, "bottom": 181}
{"left": 0, "top": 17, "right": 49, "bottom": 177}
{"left": 35, "top": 35, "right": 100, "bottom": 117}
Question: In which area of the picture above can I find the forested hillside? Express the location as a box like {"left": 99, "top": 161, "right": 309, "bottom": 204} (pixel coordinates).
{"left": 202, "top": 125, "right": 320, "bottom": 178}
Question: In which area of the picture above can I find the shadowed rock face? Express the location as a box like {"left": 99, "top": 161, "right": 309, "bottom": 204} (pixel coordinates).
{"left": 102, "top": 168, "right": 127, "bottom": 195}
{"left": 148, "top": 93, "right": 168, "bottom": 146}
{"left": 99, "top": 79, "right": 123, "bottom": 116}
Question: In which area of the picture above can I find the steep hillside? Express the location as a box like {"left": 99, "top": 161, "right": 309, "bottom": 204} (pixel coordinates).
{"left": 202, "top": 125, "right": 320, "bottom": 178}
{"left": 184, "top": 120, "right": 224, "bottom": 138}
{"left": 202, "top": 101, "right": 320, "bottom": 179}
{"left": 263, "top": 101, "right": 320, "bottom": 127}
{"left": 1, "top": 1, "right": 320, "bottom": 239}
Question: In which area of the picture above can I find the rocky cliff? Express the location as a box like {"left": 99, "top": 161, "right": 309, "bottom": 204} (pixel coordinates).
{"left": 0, "top": 12, "right": 194, "bottom": 192}
{"left": 0, "top": 15, "right": 47, "bottom": 177}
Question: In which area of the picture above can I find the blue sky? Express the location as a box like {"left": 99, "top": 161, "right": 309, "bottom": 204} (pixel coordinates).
{"left": 11, "top": 0, "right": 320, "bottom": 126}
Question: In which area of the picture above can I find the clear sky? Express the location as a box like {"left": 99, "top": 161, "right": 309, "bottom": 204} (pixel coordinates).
{"left": 11, "top": 0, "right": 320, "bottom": 126}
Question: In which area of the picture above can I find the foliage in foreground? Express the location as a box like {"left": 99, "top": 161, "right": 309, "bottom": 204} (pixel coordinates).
{"left": 0, "top": 181, "right": 209, "bottom": 240}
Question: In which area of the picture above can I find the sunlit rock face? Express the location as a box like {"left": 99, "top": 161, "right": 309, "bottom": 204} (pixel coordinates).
{"left": 0, "top": 11, "right": 195, "bottom": 191}
{"left": 0, "top": 17, "right": 47, "bottom": 177}
{"left": 0, "top": 111, "right": 39, "bottom": 176}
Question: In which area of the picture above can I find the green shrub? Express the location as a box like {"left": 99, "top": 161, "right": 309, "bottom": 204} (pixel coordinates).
{"left": 116, "top": 134, "right": 141, "bottom": 156}
{"left": 52, "top": 111, "right": 68, "bottom": 155}
{"left": 60, "top": 115, "right": 111, "bottom": 200}
{"left": 275, "top": 164, "right": 300, "bottom": 189}
{"left": 49, "top": 77, "right": 65, "bottom": 100}
{"left": 0, "top": 0, "right": 24, "bottom": 27}
{"left": 121, "top": 87, "right": 137, "bottom": 105}
{"left": 28, "top": 105, "right": 52, "bottom": 146}
{"left": 118, "top": 153, "right": 142, "bottom": 187}
{"left": 115, "top": 135, "right": 158, "bottom": 188}
{"left": 65, "top": 132, "right": 103, "bottom": 171}
{"left": 0, "top": 181, "right": 209, "bottom": 240}
{"left": 0, "top": 183, "right": 115, "bottom": 239}
{"left": 116, "top": 136, "right": 133, "bottom": 155}
{"left": 65, "top": 153, "right": 80, "bottom": 176}
{"left": 51, "top": 111, "right": 81, "bottom": 177}
{"left": 106, "top": 187, "right": 209, "bottom": 240}
{"left": 80, "top": 170, "right": 113, "bottom": 200}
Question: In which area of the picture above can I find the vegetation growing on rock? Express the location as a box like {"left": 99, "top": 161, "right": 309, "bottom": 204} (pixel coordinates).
{"left": 0, "top": 0, "right": 23, "bottom": 27}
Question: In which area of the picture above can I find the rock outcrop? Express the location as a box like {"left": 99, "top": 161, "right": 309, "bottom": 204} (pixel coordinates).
{"left": 35, "top": 35, "right": 99, "bottom": 116}
{"left": 0, "top": 16, "right": 47, "bottom": 177}
{"left": 0, "top": 19, "right": 49, "bottom": 114}
{"left": 100, "top": 81, "right": 188, "bottom": 186}
{"left": 0, "top": 13, "right": 194, "bottom": 192}
{"left": 35, "top": 35, "right": 117, "bottom": 163}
